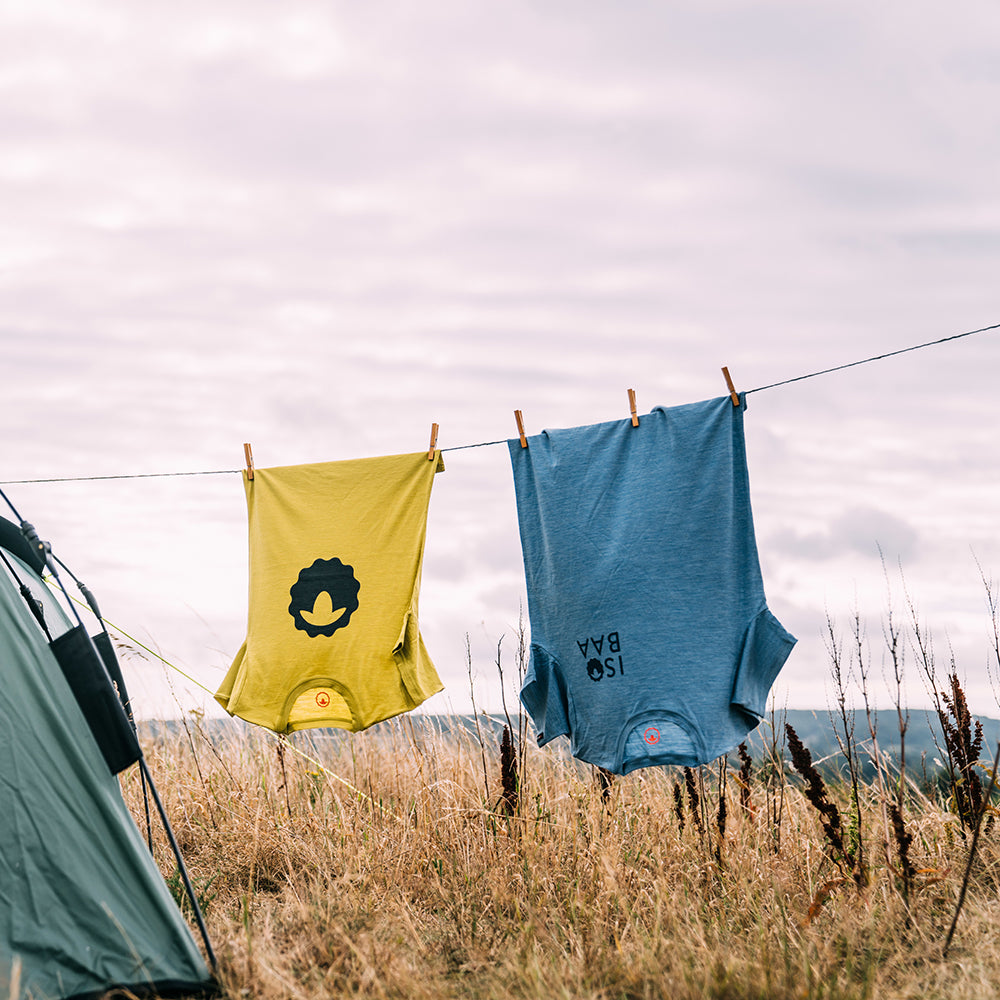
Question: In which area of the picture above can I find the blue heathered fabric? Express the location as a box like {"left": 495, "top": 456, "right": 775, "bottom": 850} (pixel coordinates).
{"left": 508, "top": 394, "right": 796, "bottom": 775}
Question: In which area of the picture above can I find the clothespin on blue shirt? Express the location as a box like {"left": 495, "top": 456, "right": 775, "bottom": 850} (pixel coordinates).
{"left": 243, "top": 442, "right": 255, "bottom": 480}
{"left": 627, "top": 389, "right": 639, "bottom": 427}
{"left": 721, "top": 367, "right": 740, "bottom": 406}
{"left": 514, "top": 410, "right": 527, "bottom": 448}
{"left": 428, "top": 423, "right": 439, "bottom": 460}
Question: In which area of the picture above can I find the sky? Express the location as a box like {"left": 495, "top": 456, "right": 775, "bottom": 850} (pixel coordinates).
{"left": 1, "top": 0, "right": 999, "bottom": 727}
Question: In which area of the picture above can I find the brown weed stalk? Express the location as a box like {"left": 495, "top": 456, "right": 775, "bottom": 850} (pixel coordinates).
{"left": 595, "top": 766, "right": 615, "bottom": 807}
{"left": 786, "top": 723, "right": 865, "bottom": 887}
{"left": 737, "top": 742, "right": 753, "bottom": 816}
{"left": 715, "top": 757, "right": 728, "bottom": 865}
{"left": 672, "top": 780, "right": 685, "bottom": 832}
{"left": 498, "top": 724, "right": 519, "bottom": 815}
{"left": 938, "top": 671, "right": 984, "bottom": 831}
{"left": 684, "top": 766, "right": 703, "bottom": 837}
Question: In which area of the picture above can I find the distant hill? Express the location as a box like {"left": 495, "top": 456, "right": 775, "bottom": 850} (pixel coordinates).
{"left": 140, "top": 707, "right": 1000, "bottom": 783}
{"left": 745, "top": 708, "right": 1000, "bottom": 782}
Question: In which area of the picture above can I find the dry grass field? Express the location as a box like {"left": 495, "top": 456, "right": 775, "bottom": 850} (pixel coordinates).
{"left": 126, "top": 692, "right": 1000, "bottom": 1000}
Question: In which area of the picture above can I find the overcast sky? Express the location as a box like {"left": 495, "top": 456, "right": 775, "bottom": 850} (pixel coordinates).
{"left": 1, "top": 0, "right": 999, "bottom": 728}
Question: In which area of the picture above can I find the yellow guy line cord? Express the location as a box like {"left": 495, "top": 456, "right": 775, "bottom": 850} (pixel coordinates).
{"left": 57, "top": 584, "right": 391, "bottom": 813}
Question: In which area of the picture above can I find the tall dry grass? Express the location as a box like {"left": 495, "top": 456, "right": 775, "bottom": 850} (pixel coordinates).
{"left": 123, "top": 705, "right": 1000, "bottom": 1000}
{"left": 116, "top": 577, "right": 1000, "bottom": 1000}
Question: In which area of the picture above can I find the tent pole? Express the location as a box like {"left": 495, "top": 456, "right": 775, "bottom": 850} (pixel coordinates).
{"left": 141, "top": 768, "right": 154, "bottom": 852}
{"left": 138, "top": 756, "right": 219, "bottom": 975}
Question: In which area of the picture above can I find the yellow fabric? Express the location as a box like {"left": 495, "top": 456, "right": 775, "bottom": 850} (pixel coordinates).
{"left": 216, "top": 451, "right": 445, "bottom": 733}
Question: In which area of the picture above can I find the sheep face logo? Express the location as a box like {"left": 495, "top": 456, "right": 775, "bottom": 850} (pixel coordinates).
{"left": 288, "top": 558, "right": 361, "bottom": 637}
{"left": 586, "top": 658, "right": 604, "bottom": 681}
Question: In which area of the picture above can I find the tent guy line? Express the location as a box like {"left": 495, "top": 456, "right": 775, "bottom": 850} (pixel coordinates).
{"left": 1, "top": 319, "right": 997, "bottom": 487}
{"left": 58, "top": 584, "right": 399, "bottom": 815}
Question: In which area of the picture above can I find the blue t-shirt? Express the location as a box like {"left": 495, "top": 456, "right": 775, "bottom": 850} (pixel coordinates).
{"left": 508, "top": 394, "right": 795, "bottom": 775}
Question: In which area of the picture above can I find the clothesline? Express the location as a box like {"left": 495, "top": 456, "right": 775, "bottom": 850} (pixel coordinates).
{"left": 745, "top": 321, "right": 1000, "bottom": 394}
{"left": 3, "top": 320, "right": 997, "bottom": 486}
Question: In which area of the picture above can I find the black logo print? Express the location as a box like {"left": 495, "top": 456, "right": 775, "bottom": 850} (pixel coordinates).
{"left": 578, "top": 632, "right": 625, "bottom": 682}
{"left": 288, "top": 558, "right": 361, "bottom": 637}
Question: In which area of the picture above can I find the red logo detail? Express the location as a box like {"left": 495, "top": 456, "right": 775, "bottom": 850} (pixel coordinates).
{"left": 643, "top": 726, "right": 661, "bottom": 745}
{"left": 315, "top": 691, "right": 331, "bottom": 708}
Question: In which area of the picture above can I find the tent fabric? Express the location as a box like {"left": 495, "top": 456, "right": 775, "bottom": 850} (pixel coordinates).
{"left": 49, "top": 625, "right": 142, "bottom": 774}
{"left": 0, "top": 518, "right": 45, "bottom": 575}
{"left": 0, "top": 548, "right": 213, "bottom": 999}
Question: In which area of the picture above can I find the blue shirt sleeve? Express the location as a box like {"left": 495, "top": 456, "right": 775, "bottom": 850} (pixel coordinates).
{"left": 520, "top": 643, "right": 570, "bottom": 745}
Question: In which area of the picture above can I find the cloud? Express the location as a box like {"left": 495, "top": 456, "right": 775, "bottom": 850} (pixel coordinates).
{"left": 773, "top": 505, "right": 919, "bottom": 562}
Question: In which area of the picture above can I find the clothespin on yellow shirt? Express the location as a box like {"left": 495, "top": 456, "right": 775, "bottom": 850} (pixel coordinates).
{"left": 243, "top": 442, "right": 255, "bottom": 480}
{"left": 721, "top": 367, "right": 740, "bottom": 406}
{"left": 627, "top": 388, "right": 639, "bottom": 427}
{"left": 514, "top": 410, "right": 528, "bottom": 448}
{"left": 428, "top": 423, "right": 439, "bottom": 460}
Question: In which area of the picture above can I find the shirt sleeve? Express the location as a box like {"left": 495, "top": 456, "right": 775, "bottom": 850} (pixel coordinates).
{"left": 730, "top": 607, "right": 797, "bottom": 721}
{"left": 520, "top": 643, "right": 571, "bottom": 746}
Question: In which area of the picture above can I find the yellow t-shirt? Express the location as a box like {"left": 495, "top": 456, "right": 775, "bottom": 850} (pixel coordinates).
{"left": 215, "top": 451, "right": 444, "bottom": 733}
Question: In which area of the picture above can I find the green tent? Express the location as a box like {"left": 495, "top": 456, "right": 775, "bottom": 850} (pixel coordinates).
{"left": 0, "top": 511, "right": 215, "bottom": 999}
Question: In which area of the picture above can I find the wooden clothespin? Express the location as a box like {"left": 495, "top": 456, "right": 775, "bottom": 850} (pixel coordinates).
{"left": 428, "top": 423, "right": 439, "bottom": 460}
{"left": 243, "top": 442, "right": 255, "bottom": 480}
{"left": 721, "top": 367, "right": 740, "bottom": 406}
{"left": 514, "top": 410, "right": 527, "bottom": 448}
{"left": 627, "top": 388, "right": 639, "bottom": 427}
